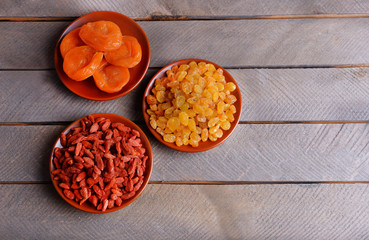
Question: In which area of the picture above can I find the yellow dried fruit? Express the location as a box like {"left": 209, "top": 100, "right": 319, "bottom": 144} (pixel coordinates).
{"left": 175, "top": 95, "right": 186, "bottom": 108}
{"left": 217, "top": 101, "right": 225, "bottom": 114}
{"left": 229, "top": 105, "right": 237, "bottom": 114}
{"left": 181, "top": 81, "right": 192, "bottom": 94}
{"left": 196, "top": 114, "right": 206, "bottom": 123}
{"left": 150, "top": 119, "right": 157, "bottom": 129}
{"left": 150, "top": 104, "right": 158, "bottom": 111}
{"left": 204, "top": 108, "right": 213, "bottom": 117}
{"left": 175, "top": 71, "right": 187, "bottom": 81}
{"left": 164, "top": 127, "right": 173, "bottom": 134}
{"left": 179, "top": 111, "right": 189, "bottom": 126}
{"left": 193, "top": 84, "right": 202, "bottom": 94}
{"left": 216, "top": 82, "right": 224, "bottom": 91}
{"left": 206, "top": 63, "right": 216, "bottom": 72}
{"left": 156, "top": 127, "right": 164, "bottom": 136}
{"left": 209, "top": 135, "right": 217, "bottom": 142}
{"left": 161, "top": 102, "right": 171, "bottom": 110}
{"left": 146, "top": 95, "right": 157, "bottom": 105}
{"left": 220, "top": 121, "right": 231, "bottom": 130}
{"left": 178, "top": 64, "right": 188, "bottom": 71}
{"left": 175, "top": 137, "right": 183, "bottom": 146}
{"left": 208, "top": 117, "right": 219, "bottom": 128}
{"left": 190, "top": 132, "right": 201, "bottom": 142}
{"left": 201, "top": 128, "right": 209, "bottom": 142}
{"left": 167, "top": 117, "right": 180, "bottom": 132}
{"left": 189, "top": 139, "right": 199, "bottom": 147}
{"left": 180, "top": 102, "right": 190, "bottom": 111}
{"left": 214, "top": 129, "right": 223, "bottom": 138}
{"left": 209, "top": 123, "right": 220, "bottom": 135}
{"left": 146, "top": 62, "right": 238, "bottom": 147}
{"left": 146, "top": 109, "right": 155, "bottom": 116}
{"left": 188, "top": 118, "right": 196, "bottom": 131}
{"left": 182, "top": 128, "right": 191, "bottom": 139}
{"left": 163, "top": 134, "right": 176, "bottom": 143}
{"left": 156, "top": 90, "right": 165, "bottom": 103}
{"left": 226, "top": 110, "right": 235, "bottom": 122}
{"left": 225, "top": 94, "right": 237, "bottom": 104}
{"left": 225, "top": 82, "right": 236, "bottom": 92}
{"left": 189, "top": 61, "right": 198, "bottom": 69}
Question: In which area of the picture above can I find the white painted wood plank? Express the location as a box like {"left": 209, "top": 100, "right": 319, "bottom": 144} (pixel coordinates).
{"left": 2, "top": 0, "right": 369, "bottom": 17}
{"left": 3, "top": 19, "right": 369, "bottom": 69}
{"left": 2, "top": 68, "right": 369, "bottom": 122}
{"left": 0, "top": 70, "right": 150, "bottom": 122}
{"left": 1, "top": 184, "right": 369, "bottom": 239}
{"left": 238, "top": 67, "right": 369, "bottom": 121}
{"left": 2, "top": 124, "right": 369, "bottom": 182}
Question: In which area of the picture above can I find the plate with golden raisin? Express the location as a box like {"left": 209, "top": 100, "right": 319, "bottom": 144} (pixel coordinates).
{"left": 142, "top": 59, "right": 242, "bottom": 152}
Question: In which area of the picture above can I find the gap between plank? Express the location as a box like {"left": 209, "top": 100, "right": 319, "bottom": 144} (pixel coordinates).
{"left": 2, "top": 64, "right": 369, "bottom": 72}
{"left": 2, "top": 181, "right": 369, "bottom": 185}
{"left": 151, "top": 181, "right": 369, "bottom": 185}
{"left": 240, "top": 121, "right": 369, "bottom": 124}
{"left": 2, "top": 13, "right": 369, "bottom": 22}
{"left": 1, "top": 121, "right": 369, "bottom": 126}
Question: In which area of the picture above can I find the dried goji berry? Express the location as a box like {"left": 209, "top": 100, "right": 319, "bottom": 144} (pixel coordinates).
{"left": 64, "top": 189, "right": 75, "bottom": 200}
{"left": 51, "top": 114, "right": 149, "bottom": 211}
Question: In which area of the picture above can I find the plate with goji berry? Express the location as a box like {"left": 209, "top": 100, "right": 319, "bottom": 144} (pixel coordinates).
{"left": 50, "top": 113, "right": 153, "bottom": 213}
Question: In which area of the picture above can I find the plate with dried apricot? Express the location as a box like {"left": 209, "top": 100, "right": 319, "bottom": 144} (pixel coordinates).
{"left": 143, "top": 59, "right": 242, "bottom": 152}
{"left": 54, "top": 11, "right": 150, "bottom": 101}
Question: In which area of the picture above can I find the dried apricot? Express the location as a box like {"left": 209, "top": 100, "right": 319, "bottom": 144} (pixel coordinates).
{"left": 60, "top": 28, "right": 85, "bottom": 58}
{"left": 104, "top": 36, "right": 142, "bottom": 68}
{"left": 93, "top": 59, "right": 130, "bottom": 93}
{"left": 79, "top": 21, "right": 122, "bottom": 51}
{"left": 63, "top": 46, "right": 103, "bottom": 81}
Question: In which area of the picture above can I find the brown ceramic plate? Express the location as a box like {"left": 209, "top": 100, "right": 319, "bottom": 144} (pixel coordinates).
{"left": 142, "top": 59, "right": 242, "bottom": 152}
{"left": 54, "top": 11, "right": 150, "bottom": 101}
{"left": 49, "top": 113, "right": 153, "bottom": 213}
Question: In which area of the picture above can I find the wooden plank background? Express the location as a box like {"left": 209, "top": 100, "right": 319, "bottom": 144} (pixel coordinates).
{"left": 2, "top": 123, "right": 369, "bottom": 182}
{"left": 3, "top": 19, "right": 369, "bottom": 69}
{"left": 2, "top": 0, "right": 369, "bottom": 238}
{"left": 2, "top": 0, "right": 369, "bottom": 18}
{"left": 1, "top": 184, "right": 369, "bottom": 239}
{"left": 1, "top": 68, "right": 369, "bottom": 122}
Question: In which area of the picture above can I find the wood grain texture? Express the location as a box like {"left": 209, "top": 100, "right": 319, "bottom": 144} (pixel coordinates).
{"left": 2, "top": 0, "right": 369, "bottom": 18}
{"left": 0, "top": 70, "right": 151, "bottom": 122}
{"left": 2, "top": 68, "right": 369, "bottom": 122}
{"left": 1, "top": 183, "right": 369, "bottom": 239}
{"left": 0, "top": 125, "right": 65, "bottom": 182}
{"left": 3, "top": 19, "right": 369, "bottom": 69}
{"left": 2, "top": 124, "right": 369, "bottom": 182}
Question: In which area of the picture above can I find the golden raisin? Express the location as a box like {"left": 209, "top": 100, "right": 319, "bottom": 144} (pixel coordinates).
{"left": 167, "top": 117, "right": 180, "bottom": 132}
{"left": 150, "top": 119, "right": 157, "bottom": 129}
{"left": 201, "top": 128, "right": 209, "bottom": 142}
{"left": 179, "top": 112, "right": 189, "bottom": 126}
{"left": 163, "top": 134, "right": 176, "bottom": 143}
{"left": 146, "top": 62, "right": 238, "bottom": 147}
{"left": 147, "top": 95, "right": 157, "bottom": 105}
{"left": 220, "top": 121, "right": 231, "bottom": 130}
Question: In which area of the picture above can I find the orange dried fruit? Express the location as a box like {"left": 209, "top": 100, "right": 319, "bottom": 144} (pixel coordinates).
{"left": 79, "top": 21, "right": 123, "bottom": 51}
{"left": 93, "top": 59, "right": 130, "bottom": 93}
{"left": 104, "top": 36, "right": 142, "bottom": 68}
{"left": 60, "top": 28, "right": 85, "bottom": 58}
{"left": 63, "top": 46, "right": 103, "bottom": 81}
